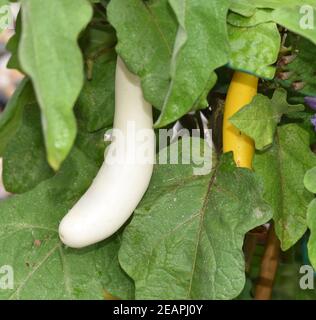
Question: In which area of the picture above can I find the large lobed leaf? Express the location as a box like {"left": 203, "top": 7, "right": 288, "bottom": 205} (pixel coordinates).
{"left": 155, "top": 0, "right": 230, "bottom": 127}
{"left": 119, "top": 143, "right": 272, "bottom": 300}
{"left": 108, "top": 0, "right": 230, "bottom": 127}
{"left": 254, "top": 124, "right": 316, "bottom": 251}
{"left": 19, "top": 0, "right": 93, "bottom": 170}
{"left": 108, "top": 0, "right": 178, "bottom": 109}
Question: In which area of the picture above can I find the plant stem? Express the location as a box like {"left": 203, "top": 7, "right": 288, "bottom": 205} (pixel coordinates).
{"left": 254, "top": 225, "right": 280, "bottom": 300}
{"left": 244, "top": 233, "right": 258, "bottom": 274}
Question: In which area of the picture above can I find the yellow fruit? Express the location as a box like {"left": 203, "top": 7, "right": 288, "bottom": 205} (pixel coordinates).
{"left": 223, "top": 72, "right": 258, "bottom": 169}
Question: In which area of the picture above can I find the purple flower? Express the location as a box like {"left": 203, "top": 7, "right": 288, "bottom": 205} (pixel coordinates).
{"left": 305, "top": 96, "right": 316, "bottom": 111}
{"left": 311, "top": 115, "right": 316, "bottom": 131}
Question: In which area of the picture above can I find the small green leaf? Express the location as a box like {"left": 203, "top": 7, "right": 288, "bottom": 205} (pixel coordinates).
{"left": 19, "top": 0, "right": 93, "bottom": 170}
{"left": 238, "top": 0, "right": 316, "bottom": 10}
{"left": 3, "top": 103, "right": 54, "bottom": 194}
{"left": 6, "top": 12, "right": 22, "bottom": 71}
{"left": 304, "top": 167, "right": 316, "bottom": 194}
{"left": 0, "top": 0, "right": 10, "bottom": 34}
{"left": 254, "top": 124, "right": 316, "bottom": 250}
{"left": 230, "top": 0, "right": 256, "bottom": 17}
{"left": 119, "top": 142, "right": 271, "bottom": 300}
{"left": 228, "top": 22, "right": 281, "bottom": 79}
{"left": 0, "top": 78, "right": 35, "bottom": 156}
{"left": 80, "top": 24, "right": 116, "bottom": 58}
{"left": 76, "top": 51, "right": 116, "bottom": 132}
{"left": 230, "top": 89, "right": 304, "bottom": 150}
{"left": 228, "top": 9, "right": 273, "bottom": 27}
{"left": 277, "top": 37, "right": 316, "bottom": 97}
{"left": 191, "top": 73, "right": 218, "bottom": 112}
{"left": 76, "top": 125, "right": 107, "bottom": 165}
{"left": 307, "top": 199, "right": 316, "bottom": 270}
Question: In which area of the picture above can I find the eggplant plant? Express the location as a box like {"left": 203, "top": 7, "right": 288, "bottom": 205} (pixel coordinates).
{"left": 0, "top": 0, "right": 316, "bottom": 300}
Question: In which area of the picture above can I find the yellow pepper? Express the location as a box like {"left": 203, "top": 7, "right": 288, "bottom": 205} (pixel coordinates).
{"left": 223, "top": 71, "right": 259, "bottom": 169}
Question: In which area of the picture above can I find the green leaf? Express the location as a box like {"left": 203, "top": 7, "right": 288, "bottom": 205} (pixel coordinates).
{"left": 238, "top": 1, "right": 316, "bottom": 44}
{"left": 232, "top": 0, "right": 316, "bottom": 10}
{"left": 3, "top": 103, "right": 54, "bottom": 194}
{"left": 229, "top": 0, "right": 256, "bottom": 17}
{"left": 271, "top": 241, "right": 316, "bottom": 300}
{"left": 272, "top": 6, "right": 316, "bottom": 45}
{"left": 79, "top": 24, "right": 116, "bottom": 58}
{"left": 230, "top": 1, "right": 316, "bottom": 45}
{"left": 108, "top": 0, "right": 178, "bottom": 109}
{"left": 155, "top": 0, "right": 230, "bottom": 127}
{"left": 230, "top": 89, "right": 304, "bottom": 150}
{"left": 101, "top": 235, "right": 135, "bottom": 300}
{"left": 236, "top": 278, "right": 253, "bottom": 300}
{"left": 0, "top": 0, "right": 10, "bottom": 33}
{"left": 76, "top": 51, "right": 116, "bottom": 132}
{"left": 283, "top": 108, "right": 316, "bottom": 146}
{"left": 0, "top": 78, "right": 35, "bottom": 156}
{"left": 277, "top": 37, "right": 316, "bottom": 97}
{"left": 307, "top": 199, "right": 316, "bottom": 270}
{"left": 304, "top": 167, "right": 316, "bottom": 194}
{"left": 229, "top": 2, "right": 316, "bottom": 48}
{"left": 228, "top": 9, "right": 273, "bottom": 27}
{"left": 254, "top": 124, "right": 316, "bottom": 250}
{"left": 75, "top": 124, "right": 107, "bottom": 165}
{"left": 0, "top": 134, "right": 133, "bottom": 300}
{"left": 108, "top": 0, "right": 230, "bottom": 127}
{"left": 6, "top": 12, "right": 22, "bottom": 71}
{"left": 19, "top": 0, "right": 93, "bottom": 170}
{"left": 228, "top": 22, "right": 281, "bottom": 79}
{"left": 0, "top": 0, "right": 8, "bottom": 7}
{"left": 119, "top": 143, "right": 272, "bottom": 300}
{"left": 191, "top": 73, "right": 218, "bottom": 112}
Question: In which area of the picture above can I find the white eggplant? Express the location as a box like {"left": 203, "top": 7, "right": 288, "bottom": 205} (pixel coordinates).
{"left": 58, "top": 57, "right": 155, "bottom": 248}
